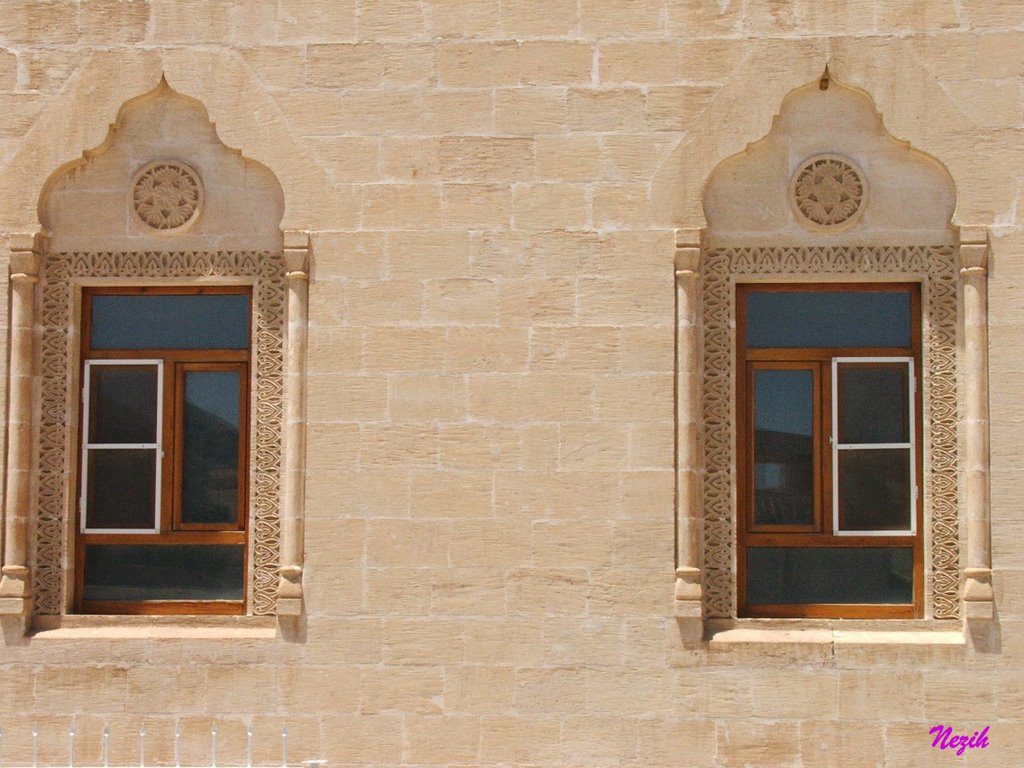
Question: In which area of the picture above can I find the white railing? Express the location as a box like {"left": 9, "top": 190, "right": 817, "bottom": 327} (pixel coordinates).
{"left": 0, "top": 724, "right": 326, "bottom": 768}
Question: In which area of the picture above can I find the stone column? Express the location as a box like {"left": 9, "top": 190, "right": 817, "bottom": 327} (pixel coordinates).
{"left": 0, "top": 234, "right": 41, "bottom": 624}
{"left": 674, "top": 229, "right": 703, "bottom": 626}
{"left": 960, "top": 227, "right": 994, "bottom": 621}
{"left": 276, "top": 231, "right": 310, "bottom": 617}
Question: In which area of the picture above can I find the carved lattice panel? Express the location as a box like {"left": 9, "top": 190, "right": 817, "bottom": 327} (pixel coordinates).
{"left": 35, "top": 251, "right": 284, "bottom": 615}
{"left": 701, "top": 246, "right": 960, "bottom": 619}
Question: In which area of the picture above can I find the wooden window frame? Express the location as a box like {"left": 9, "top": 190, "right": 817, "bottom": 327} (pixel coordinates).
{"left": 74, "top": 286, "right": 252, "bottom": 616}
{"left": 736, "top": 282, "right": 924, "bottom": 619}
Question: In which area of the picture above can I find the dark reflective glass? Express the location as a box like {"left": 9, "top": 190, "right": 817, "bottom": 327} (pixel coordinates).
{"left": 85, "top": 449, "right": 156, "bottom": 529}
{"left": 754, "top": 369, "right": 813, "bottom": 526}
{"left": 83, "top": 544, "right": 244, "bottom": 602}
{"left": 182, "top": 371, "right": 241, "bottom": 526}
{"left": 746, "top": 290, "right": 911, "bottom": 348}
{"left": 839, "top": 364, "right": 908, "bottom": 444}
{"left": 747, "top": 547, "right": 913, "bottom": 604}
{"left": 88, "top": 365, "right": 157, "bottom": 444}
{"left": 838, "top": 448, "right": 912, "bottom": 530}
{"left": 90, "top": 293, "right": 250, "bottom": 350}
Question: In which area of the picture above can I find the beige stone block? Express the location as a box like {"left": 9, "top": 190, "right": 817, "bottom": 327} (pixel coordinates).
{"left": 449, "top": 518, "right": 531, "bottom": 566}
{"left": 364, "top": 184, "right": 440, "bottom": 230}
{"left": 0, "top": 94, "right": 43, "bottom": 137}
{"left": 480, "top": 715, "right": 562, "bottom": 763}
{"left": 593, "top": 183, "right": 652, "bottom": 227}
{"left": 410, "top": 469, "right": 493, "bottom": 517}
{"left": 531, "top": 327, "right": 621, "bottom": 372}
{"left": 876, "top": 0, "right": 958, "bottom": 30}
{"left": 924, "top": 670, "right": 997, "bottom": 721}
{"left": 204, "top": 666, "right": 278, "bottom": 715}
{"left": 0, "top": 1, "right": 77, "bottom": 44}
{"left": 507, "top": 568, "right": 589, "bottom": 615}
{"left": 582, "top": 229, "right": 674, "bottom": 277}
{"left": 306, "top": 423, "right": 360, "bottom": 473}
{"left": 501, "top": 0, "right": 578, "bottom": 36}
{"left": 471, "top": 230, "right": 598, "bottom": 277}
{"left": 674, "top": 38, "right": 746, "bottom": 83}
{"left": 248, "top": 718, "right": 320, "bottom": 765}
{"left": 532, "top": 519, "right": 613, "bottom": 566}
{"left": 78, "top": 0, "right": 149, "bottom": 43}
{"left": 379, "top": 43, "right": 437, "bottom": 86}
{"left": 594, "top": 375, "right": 673, "bottom": 420}
{"left": 646, "top": 84, "right": 721, "bottom": 131}
{"left": 345, "top": 280, "right": 424, "bottom": 325}
{"left": 0, "top": 50, "right": 15, "bottom": 91}
{"left": 430, "top": 568, "right": 506, "bottom": 615}
{"left": 514, "top": 183, "right": 589, "bottom": 229}
{"left": 568, "top": 88, "right": 647, "bottom": 132}
{"left": 581, "top": 0, "right": 663, "bottom": 34}
{"left": 515, "top": 667, "right": 589, "bottom": 710}
{"left": 446, "top": 665, "right": 515, "bottom": 713}
{"left": 405, "top": 715, "right": 480, "bottom": 763}
{"left": 304, "top": 518, "right": 366, "bottom": 563}
{"left": 612, "top": 520, "right": 674, "bottom": 570}
{"left": 276, "top": 91, "right": 347, "bottom": 136}
{"left": 277, "top": 0, "right": 356, "bottom": 41}
{"left": 425, "top": 276, "right": 499, "bottom": 323}
{"left": 439, "top": 42, "right": 519, "bottom": 87}
{"left": 304, "top": 326, "right": 363, "bottom": 370}
{"left": 749, "top": 670, "right": 839, "bottom": 719}
{"left": 380, "top": 136, "right": 440, "bottom": 181}
{"left": 977, "top": 33, "right": 1024, "bottom": 79}
{"left": 439, "top": 136, "right": 534, "bottom": 181}
{"left": 944, "top": 80, "right": 1024, "bottom": 129}
{"left": 365, "top": 566, "right": 432, "bottom": 613}
{"left": 960, "top": 0, "right": 1018, "bottom": 27}
{"left": 364, "top": 327, "right": 446, "bottom": 372}
{"left": 240, "top": 46, "right": 306, "bottom": 91}
{"left": 717, "top": 721, "right": 800, "bottom": 768}
{"left": 495, "top": 88, "right": 567, "bottom": 135}
{"left": 307, "top": 44, "right": 385, "bottom": 88}
{"left": 389, "top": 373, "right": 466, "bottom": 420}
{"left": 590, "top": 669, "right": 676, "bottom": 713}
{"left": 601, "top": 134, "right": 677, "bottom": 181}
{"left": 589, "top": 567, "right": 672, "bottom": 616}
{"left": 441, "top": 184, "right": 513, "bottom": 229}
{"left": 441, "top": 424, "right": 522, "bottom": 469}
{"left": 536, "top": 136, "right": 603, "bottom": 181}
{"left": 560, "top": 714, "right": 640, "bottom": 762}
{"left": 559, "top": 422, "right": 630, "bottom": 470}
{"left": 638, "top": 717, "right": 718, "bottom": 766}
{"left": 741, "top": 0, "right": 798, "bottom": 33}
{"left": 341, "top": 89, "right": 426, "bottom": 134}
{"left": 497, "top": 278, "right": 576, "bottom": 325}
{"left": 357, "top": 0, "right": 425, "bottom": 39}
{"left": 422, "top": 88, "right": 494, "bottom": 133}
{"left": 307, "top": 469, "right": 409, "bottom": 518}
{"left": 445, "top": 327, "right": 529, "bottom": 372}
{"left": 19, "top": 50, "right": 84, "bottom": 92}
{"left": 521, "top": 423, "right": 560, "bottom": 470}
{"left": 799, "top": 721, "right": 884, "bottom": 768}
{"left": 0, "top": 718, "right": 77, "bottom": 766}
{"left": 127, "top": 666, "right": 205, "bottom": 714}
{"left": 838, "top": 670, "right": 924, "bottom": 721}
{"left": 168, "top": 718, "right": 249, "bottom": 768}
{"left": 619, "top": 326, "right": 674, "bottom": 372}
{"left": 320, "top": 714, "right": 402, "bottom": 764}
{"left": 303, "top": 618, "right": 383, "bottom": 664}
{"left": 495, "top": 470, "right": 621, "bottom": 518}
{"left": 33, "top": 667, "right": 124, "bottom": 713}
{"left": 519, "top": 42, "right": 594, "bottom": 85}
{"left": 366, "top": 519, "right": 450, "bottom": 566}
{"left": 464, "top": 619, "right": 545, "bottom": 664}
{"left": 360, "top": 666, "right": 445, "bottom": 713}
{"left": 360, "top": 423, "right": 440, "bottom": 467}
{"left": 424, "top": 0, "right": 499, "bottom": 37}
{"left": 577, "top": 278, "right": 673, "bottom": 325}
{"left": 382, "top": 618, "right": 466, "bottom": 663}
{"left": 388, "top": 230, "right": 471, "bottom": 278}
{"left": 469, "top": 374, "right": 593, "bottom": 421}
{"left": 623, "top": 617, "right": 670, "bottom": 666}
{"left": 151, "top": 0, "right": 275, "bottom": 43}
{"left": 599, "top": 42, "right": 681, "bottom": 84}
{"left": 541, "top": 616, "right": 622, "bottom": 665}
{"left": 793, "top": 0, "right": 877, "bottom": 34}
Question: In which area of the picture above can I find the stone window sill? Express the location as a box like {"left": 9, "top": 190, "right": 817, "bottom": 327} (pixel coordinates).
{"left": 29, "top": 614, "right": 278, "bottom": 640}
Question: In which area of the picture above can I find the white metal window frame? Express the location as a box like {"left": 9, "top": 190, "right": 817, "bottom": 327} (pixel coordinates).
{"left": 831, "top": 356, "right": 916, "bottom": 537}
{"left": 80, "top": 358, "right": 164, "bottom": 534}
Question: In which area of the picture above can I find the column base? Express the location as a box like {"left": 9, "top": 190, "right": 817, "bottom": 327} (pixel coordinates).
{"left": 276, "top": 565, "right": 304, "bottom": 617}
{"left": 963, "top": 568, "right": 995, "bottom": 621}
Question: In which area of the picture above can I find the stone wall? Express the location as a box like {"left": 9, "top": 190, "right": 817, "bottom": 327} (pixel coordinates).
{"left": 0, "top": 2, "right": 1021, "bottom": 766}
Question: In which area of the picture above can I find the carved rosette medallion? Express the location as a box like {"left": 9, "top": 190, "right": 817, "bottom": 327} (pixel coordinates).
{"left": 131, "top": 161, "right": 203, "bottom": 232}
{"left": 790, "top": 154, "right": 866, "bottom": 230}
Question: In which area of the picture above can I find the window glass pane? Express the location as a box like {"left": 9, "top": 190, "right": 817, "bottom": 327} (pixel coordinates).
{"left": 747, "top": 547, "right": 913, "bottom": 604}
{"left": 88, "top": 365, "right": 157, "bottom": 444}
{"left": 90, "top": 293, "right": 250, "bottom": 350}
{"left": 182, "top": 370, "right": 242, "bottom": 526}
{"left": 85, "top": 449, "right": 156, "bottom": 529}
{"left": 839, "top": 364, "right": 909, "bottom": 444}
{"left": 83, "top": 544, "right": 244, "bottom": 602}
{"left": 838, "top": 448, "right": 912, "bottom": 531}
{"left": 746, "top": 290, "right": 911, "bottom": 348}
{"left": 754, "top": 369, "right": 814, "bottom": 526}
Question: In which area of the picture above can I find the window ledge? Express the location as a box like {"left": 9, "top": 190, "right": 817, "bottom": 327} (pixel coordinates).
{"left": 705, "top": 619, "right": 965, "bottom": 649}
{"left": 29, "top": 614, "right": 278, "bottom": 640}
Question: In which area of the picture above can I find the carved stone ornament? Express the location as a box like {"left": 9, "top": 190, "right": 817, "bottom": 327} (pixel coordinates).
{"left": 790, "top": 154, "right": 866, "bottom": 230}
{"left": 701, "top": 246, "right": 960, "bottom": 619}
{"left": 36, "top": 251, "right": 285, "bottom": 615}
{"left": 130, "top": 161, "right": 204, "bottom": 232}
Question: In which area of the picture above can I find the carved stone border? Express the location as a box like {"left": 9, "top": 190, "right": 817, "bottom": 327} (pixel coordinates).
{"left": 701, "top": 246, "right": 959, "bottom": 619}
{"left": 35, "top": 251, "right": 285, "bottom": 615}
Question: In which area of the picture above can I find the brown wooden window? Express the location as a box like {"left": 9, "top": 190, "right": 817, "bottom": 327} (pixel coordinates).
{"left": 736, "top": 283, "right": 923, "bottom": 619}
{"left": 75, "top": 287, "right": 251, "bottom": 614}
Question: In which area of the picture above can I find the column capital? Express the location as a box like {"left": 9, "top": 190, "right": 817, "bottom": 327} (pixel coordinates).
{"left": 959, "top": 226, "right": 989, "bottom": 275}
{"left": 283, "top": 229, "right": 311, "bottom": 279}
{"left": 8, "top": 233, "right": 42, "bottom": 283}
{"left": 674, "top": 228, "right": 704, "bottom": 277}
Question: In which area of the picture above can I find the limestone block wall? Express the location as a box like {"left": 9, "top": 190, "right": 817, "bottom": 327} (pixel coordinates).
{"left": 0, "top": 2, "right": 1021, "bottom": 767}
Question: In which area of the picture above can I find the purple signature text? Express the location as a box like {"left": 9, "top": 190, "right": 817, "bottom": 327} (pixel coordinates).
{"left": 929, "top": 725, "right": 989, "bottom": 756}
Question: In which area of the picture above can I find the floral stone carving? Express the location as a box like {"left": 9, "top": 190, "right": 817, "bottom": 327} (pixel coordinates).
{"left": 131, "top": 161, "right": 203, "bottom": 232}
{"left": 790, "top": 154, "right": 866, "bottom": 230}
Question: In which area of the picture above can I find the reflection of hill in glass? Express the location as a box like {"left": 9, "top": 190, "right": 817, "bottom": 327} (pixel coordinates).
{"left": 182, "top": 401, "right": 239, "bottom": 525}
{"left": 755, "top": 429, "right": 813, "bottom": 526}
